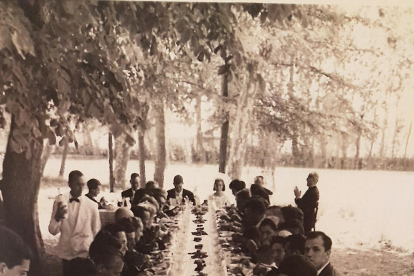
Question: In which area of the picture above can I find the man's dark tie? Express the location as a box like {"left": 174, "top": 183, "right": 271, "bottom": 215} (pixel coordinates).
{"left": 69, "top": 198, "right": 80, "bottom": 203}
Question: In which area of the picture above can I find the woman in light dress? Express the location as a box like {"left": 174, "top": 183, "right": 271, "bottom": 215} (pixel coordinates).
{"left": 208, "top": 179, "right": 230, "bottom": 209}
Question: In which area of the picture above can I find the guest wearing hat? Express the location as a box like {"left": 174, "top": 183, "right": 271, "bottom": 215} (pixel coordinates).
{"left": 166, "top": 175, "right": 195, "bottom": 205}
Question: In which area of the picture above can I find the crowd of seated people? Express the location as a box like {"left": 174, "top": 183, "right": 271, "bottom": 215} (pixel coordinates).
{"left": 4, "top": 170, "right": 339, "bottom": 276}
{"left": 217, "top": 175, "right": 341, "bottom": 276}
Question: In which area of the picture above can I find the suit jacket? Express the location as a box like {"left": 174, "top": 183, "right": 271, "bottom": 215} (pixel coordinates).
{"left": 121, "top": 188, "right": 135, "bottom": 199}
{"left": 49, "top": 193, "right": 101, "bottom": 260}
{"left": 166, "top": 188, "right": 195, "bottom": 205}
{"left": 319, "top": 263, "right": 341, "bottom": 276}
{"left": 295, "top": 186, "right": 319, "bottom": 222}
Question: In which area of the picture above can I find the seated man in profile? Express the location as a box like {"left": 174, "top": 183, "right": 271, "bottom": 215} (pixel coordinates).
{"left": 0, "top": 226, "right": 32, "bottom": 276}
{"left": 166, "top": 175, "right": 195, "bottom": 205}
{"left": 85, "top": 178, "right": 105, "bottom": 209}
{"left": 305, "top": 231, "right": 341, "bottom": 276}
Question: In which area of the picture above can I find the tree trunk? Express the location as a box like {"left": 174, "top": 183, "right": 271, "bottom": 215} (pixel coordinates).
{"left": 219, "top": 73, "right": 229, "bottom": 174}
{"left": 195, "top": 94, "right": 205, "bottom": 163}
{"left": 108, "top": 133, "right": 115, "bottom": 192}
{"left": 355, "top": 127, "right": 362, "bottom": 170}
{"left": 114, "top": 133, "right": 131, "bottom": 190}
{"left": 228, "top": 73, "right": 257, "bottom": 179}
{"left": 40, "top": 140, "right": 53, "bottom": 178}
{"left": 404, "top": 120, "right": 412, "bottom": 161}
{"left": 154, "top": 97, "right": 167, "bottom": 188}
{"left": 138, "top": 127, "right": 146, "bottom": 188}
{"left": 58, "top": 137, "right": 69, "bottom": 177}
{"left": 1, "top": 117, "right": 45, "bottom": 275}
{"left": 227, "top": 76, "right": 256, "bottom": 179}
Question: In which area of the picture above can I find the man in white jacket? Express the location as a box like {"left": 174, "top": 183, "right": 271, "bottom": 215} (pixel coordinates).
{"left": 49, "top": 170, "right": 101, "bottom": 276}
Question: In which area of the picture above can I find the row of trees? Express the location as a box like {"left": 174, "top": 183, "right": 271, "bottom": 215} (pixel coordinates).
{"left": 0, "top": 1, "right": 412, "bottom": 274}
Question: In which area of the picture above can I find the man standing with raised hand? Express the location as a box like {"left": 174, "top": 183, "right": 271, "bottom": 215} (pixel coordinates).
{"left": 294, "top": 172, "right": 320, "bottom": 235}
{"left": 49, "top": 170, "right": 101, "bottom": 276}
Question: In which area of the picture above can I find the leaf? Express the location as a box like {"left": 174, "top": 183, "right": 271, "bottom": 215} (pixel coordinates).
{"left": 150, "top": 36, "right": 157, "bottom": 56}
{"left": 32, "top": 127, "right": 42, "bottom": 138}
{"left": 110, "top": 122, "right": 124, "bottom": 139}
{"left": 55, "top": 124, "right": 63, "bottom": 137}
{"left": 10, "top": 138, "right": 23, "bottom": 154}
{"left": 74, "top": 141, "right": 79, "bottom": 150}
{"left": 190, "top": 34, "right": 200, "bottom": 54}
{"left": 50, "top": 119, "right": 58, "bottom": 127}
{"left": 175, "top": 19, "right": 187, "bottom": 33}
{"left": 214, "top": 45, "right": 223, "bottom": 54}
{"left": 57, "top": 101, "right": 71, "bottom": 116}
{"left": 257, "top": 74, "right": 266, "bottom": 92}
{"left": 180, "top": 28, "right": 192, "bottom": 44}
{"left": 234, "top": 52, "right": 242, "bottom": 66}
{"left": 197, "top": 51, "right": 205, "bottom": 62}
{"left": 11, "top": 30, "right": 35, "bottom": 59}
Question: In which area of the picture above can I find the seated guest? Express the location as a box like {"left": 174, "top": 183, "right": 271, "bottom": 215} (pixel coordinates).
{"left": 259, "top": 216, "right": 279, "bottom": 246}
{"left": 254, "top": 236, "right": 286, "bottom": 275}
{"left": 254, "top": 176, "right": 273, "bottom": 195}
{"left": 236, "top": 189, "right": 251, "bottom": 215}
{"left": 251, "top": 184, "right": 270, "bottom": 207}
{"left": 242, "top": 197, "right": 267, "bottom": 230}
{"left": 122, "top": 173, "right": 141, "bottom": 205}
{"left": 133, "top": 181, "right": 159, "bottom": 206}
{"left": 267, "top": 255, "right": 317, "bottom": 276}
{"left": 166, "top": 175, "right": 195, "bottom": 205}
{"left": 85, "top": 179, "right": 105, "bottom": 209}
{"left": 229, "top": 179, "right": 246, "bottom": 196}
{"left": 0, "top": 226, "right": 32, "bottom": 276}
{"left": 89, "top": 232, "right": 124, "bottom": 276}
{"left": 305, "top": 231, "right": 341, "bottom": 276}
{"left": 284, "top": 234, "right": 306, "bottom": 257}
{"left": 115, "top": 207, "right": 134, "bottom": 223}
{"left": 92, "top": 246, "right": 124, "bottom": 276}
{"left": 208, "top": 179, "right": 231, "bottom": 209}
{"left": 281, "top": 205, "right": 303, "bottom": 224}
{"left": 279, "top": 218, "right": 304, "bottom": 235}
{"left": 266, "top": 206, "right": 285, "bottom": 224}
{"left": 101, "top": 223, "right": 128, "bottom": 256}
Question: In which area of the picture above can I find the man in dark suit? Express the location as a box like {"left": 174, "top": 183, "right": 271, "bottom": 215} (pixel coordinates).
{"left": 166, "top": 175, "right": 195, "bottom": 205}
{"left": 305, "top": 231, "right": 341, "bottom": 276}
{"left": 294, "top": 172, "right": 320, "bottom": 235}
{"left": 121, "top": 173, "right": 140, "bottom": 204}
{"left": 254, "top": 176, "right": 273, "bottom": 195}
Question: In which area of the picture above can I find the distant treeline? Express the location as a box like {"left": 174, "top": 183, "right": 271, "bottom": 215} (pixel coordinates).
{"left": 49, "top": 143, "right": 414, "bottom": 172}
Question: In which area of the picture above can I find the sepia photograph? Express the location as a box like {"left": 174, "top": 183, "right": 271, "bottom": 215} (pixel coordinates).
{"left": 0, "top": 0, "right": 413, "bottom": 275}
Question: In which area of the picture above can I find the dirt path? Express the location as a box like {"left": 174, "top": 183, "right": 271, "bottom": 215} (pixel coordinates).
{"left": 331, "top": 248, "right": 414, "bottom": 276}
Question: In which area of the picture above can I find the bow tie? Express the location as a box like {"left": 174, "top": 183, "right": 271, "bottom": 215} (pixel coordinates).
{"left": 69, "top": 198, "right": 80, "bottom": 203}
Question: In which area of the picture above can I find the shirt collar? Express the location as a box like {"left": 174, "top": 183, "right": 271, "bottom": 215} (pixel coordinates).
{"left": 317, "top": 261, "right": 330, "bottom": 275}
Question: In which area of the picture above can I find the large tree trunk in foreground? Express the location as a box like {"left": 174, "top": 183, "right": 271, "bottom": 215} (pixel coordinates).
{"left": 1, "top": 118, "right": 45, "bottom": 275}
{"left": 219, "top": 73, "right": 229, "bottom": 174}
{"left": 108, "top": 133, "right": 115, "bottom": 192}
{"left": 138, "top": 127, "right": 146, "bottom": 188}
{"left": 114, "top": 133, "right": 131, "bottom": 190}
{"left": 154, "top": 97, "right": 166, "bottom": 188}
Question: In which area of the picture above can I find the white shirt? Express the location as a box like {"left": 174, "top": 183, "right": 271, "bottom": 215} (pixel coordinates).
{"left": 49, "top": 193, "right": 101, "bottom": 260}
{"left": 175, "top": 190, "right": 183, "bottom": 204}
{"left": 317, "top": 261, "right": 330, "bottom": 275}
